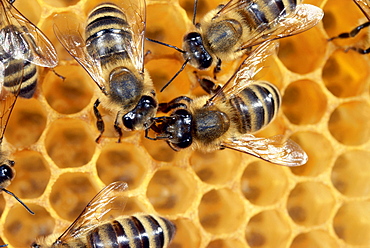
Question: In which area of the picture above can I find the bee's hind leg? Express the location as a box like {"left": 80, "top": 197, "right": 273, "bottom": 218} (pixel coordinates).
{"left": 114, "top": 113, "right": 123, "bottom": 143}
{"left": 213, "top": 58, "right": 222, "bottom": 80}
{"left": 345, "top": 46, "right": 370, "bottom": 54}
{"left": 328, "top": 22, "right": 370, "bottom": 41}
{"left": 194, "top": 71, "right": 221, "bottom": 95}
{"left": 94, "top": 99, "right": 105, "bottom": 143}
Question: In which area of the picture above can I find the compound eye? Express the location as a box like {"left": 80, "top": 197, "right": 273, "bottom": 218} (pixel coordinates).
{"left": 0, "top": 164, "right": 14, "bottom": 181}
{"left": 31, "top": 242, "right": 40, "bottom": 248}
{"left": 177, "top": 136, "right": 192, "bottom": 149}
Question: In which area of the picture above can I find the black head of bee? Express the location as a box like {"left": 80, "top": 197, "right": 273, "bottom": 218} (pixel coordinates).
{"left": 183, "top": 32, "right": 213, "bottom": 70}
{"left": 122, "top": 95, "right": 158, "bottom": 130}
{"left": 0, "top": 160, "right": 15, "bottom": 184}
{"left": 162, "top": 108, "right": 193, "bottom": 150}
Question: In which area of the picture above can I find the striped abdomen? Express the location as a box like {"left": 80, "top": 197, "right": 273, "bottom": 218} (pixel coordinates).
{"left": 2, "top": 59, "right": 37, "bottom": 98}
{"left": 0, "top": 25, "right": 38, "bottom": 99}
{"left": 229, "top": 81, "right": 281, "bottom": 134}
{"left": 237, "top": 0, "right": 300, "bottom": 31}
{"left": 85, "top": 3, "right": 132, "bottom": 67}
{"left": 87, "top": 214, "right": 176, "bottom": 248}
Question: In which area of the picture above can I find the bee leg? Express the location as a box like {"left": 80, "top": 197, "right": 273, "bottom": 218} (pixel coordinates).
{"left": 94, "top": 99, "right": 105, "bottom": 143}
{"left": 52, "top": 69, "right": 66, "bottom": 81}
{"left": 201, "top": 78, "right": 221, "bottom": 95}
{"left": 345, "top": 46, "right": 370, "bottom": 54}
{"left": 213, "top": 58, "right": 222, "bottom": 80}
{"left": 159, "top": 102, "right": 188, "bottom": 113}
{"left": 159, "top": 96, "right": 193, "bottom": 113}
{"left": 114, "top": 113, "right": 123, "bottom": 143}
{"left": 8, "top": 0, "right": 15, "bottom": 4}
{"left": 144, "top": 50, "right": 152, "bottom": 64}
{"left": 328, "top": 22, "right": 370, "bottom": 41}
{"left": 194, "top": 71, "right": 221, "bottom": 94}
{"left": 145, "top": 118, "right": 173, "bottom": 140}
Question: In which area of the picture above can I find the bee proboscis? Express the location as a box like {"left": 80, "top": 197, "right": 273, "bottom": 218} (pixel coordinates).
{"left": 146, "top": 41, "right": 308, "bottom": 166}
{"left": 31, "top": 181, "right": 176, "bottom": 248}
{"left": 328, "top": 0, "right": 370, "bottom": 54}
{"left": 53, "top": 0, "right": 158, "bottom": 143}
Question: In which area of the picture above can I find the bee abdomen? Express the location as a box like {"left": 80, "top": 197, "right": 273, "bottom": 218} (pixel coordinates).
{"left": 229, "top": 81, "right": 281, "bottom": 134}
{"left": 3, "top": 59, "right": 37, "bottom": 99}
{"left": 87, "top": 215, "right": 176, "bottom": 248}
{"left": 85, "top": 3, "right": 132, "bottom": 65}
{"left": 238, "top": 0, "right": 298, "bottom": 30}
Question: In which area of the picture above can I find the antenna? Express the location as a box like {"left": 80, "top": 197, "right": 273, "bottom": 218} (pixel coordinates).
{"left": 146, "top": 38, "right": 186, "bottom": 54}
{"left": 2, "top": 188, "right": 35, "bottom": 215}
{"left": 146, "top": 38, "right": 190, "bottom": 92}
{"left": 160, "top": 58, "right": 190, "bottom": 92}
{"left": 192, "top": 0, "right": 199, "bottom": 25}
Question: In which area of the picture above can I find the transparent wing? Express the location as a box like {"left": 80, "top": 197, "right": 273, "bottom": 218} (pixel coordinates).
{"left": 209, "top": 41, "right": 278, "bottom": 104}
{"left": 56, "top": 182, "right": 128, "bottom": 242}
{"left": 222, "top": 134, "right": 308, "bottom": 166}
{"left": 0, "top": 0, "right": 58, "bottom": 67}
{"left": 240, "top": 4, "right": 324, "bottom": 50}
{"left": 117, "top": 0, "right": 146, "bottom": 73}
{"left": 0, "top": 60, "right": 24, "bottom": 144}
{"left": 53, "top": 12, "right": 106, "bottom": 93}
{"left": 354, "top": 0, "right": 370, "bottom": 20}
{"left": 216, "top": 0, "right": 250, "bottom": 16}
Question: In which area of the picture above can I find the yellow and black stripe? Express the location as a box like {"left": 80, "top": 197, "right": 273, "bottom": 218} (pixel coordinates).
{"left": 3, "top": 58, "right": 37, "bottom": 99}
{"left": 86, "top": 214, "right": 176, "bottom": 248}
{"left": 236, "top": 0, "right": 300, "bottom": 31}
{"left": 1, "top": 25, "right": 38, "bottom": 99}
{"left": 85, "top": 3, "right": 132, "bottom": 67}
{"left": 229, "top": 81, "right": 281, "bottom": 134}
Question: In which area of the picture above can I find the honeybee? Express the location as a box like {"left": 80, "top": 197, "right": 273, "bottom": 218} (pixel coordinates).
{"left": 146, "top": 41, "right": 307, "bottom": 166}
{"left": 328, "top": 0, "right": 369, "bottom": 54}
{"left": 148, "top": 0, "right": 324, "bottom": 91}
{"left": 53, "top": 0, "right": 157, "bottom": 143}
{"left": 0, "top": 0, "right": 59, "bottom": 216}
{"left": 31, "top": 181, "right": 176, "bottom": 248}
{"left": 0, "top": 0, "right": 58, "bottom": 98}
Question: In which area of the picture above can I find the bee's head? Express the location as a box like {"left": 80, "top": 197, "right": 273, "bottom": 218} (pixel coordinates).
{"left": 182, "top": 32, "right": 213, "bottom": 70}
{"left": 122, "top": 95, "right": 158, "bottom": 130}
{"left": 0, "top": 160, "right": 15, "bottom": 185}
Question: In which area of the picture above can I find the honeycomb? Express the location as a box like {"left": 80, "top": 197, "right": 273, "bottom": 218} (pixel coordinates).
{"left": 1, "top": 0, "right": 370, "bottom": 247}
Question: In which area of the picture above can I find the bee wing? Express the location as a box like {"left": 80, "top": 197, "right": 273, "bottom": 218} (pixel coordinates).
{"left": 0, "top": 60, "right": 24, "bottom": 143}
{"left": 117, "top": 0, "right": 146, "bottom": 73}
{"left": 216, "top": 0, "right": 249, "bottom": 15}
{"left": 56, "top": 182, "right": 128, "bottom": 242}
{"left": 222, "top": 134, "right": 308, "bottom": 166}
{"left": 209, "top": 41, "right": 278, "bottom": 104}
{"left": 354, "top": 0, "right": 370, "bottom": 20}
{"left": 240, "top": 4, "right": 324, "bottom": 50}
{"left": 53, "top": 12, "right": 106, "bottom": 92}
{"left": 0, "top": 1, "right": 58, "bottom": 67}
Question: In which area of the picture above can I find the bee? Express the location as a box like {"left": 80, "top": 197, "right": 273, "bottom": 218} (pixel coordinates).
{"left": 53, "top": 0, "right": 158, "bottom": 143}
{"left": 146, "top": 41, "right": 308, "bottom": 166}
{"left": 31, "top": 181, "right": 176, "bottom": 248}
{"left": 0, "top": 0, "right": 59, "bottom": 216}
{"left": 328, "top": 0, "right": 369, "bottom": 54}
{"left": 0, "top": 0, "right": 58, "bottom": 98}
{"left": 148, "top": 0, "right": 324, "bottom": 92}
